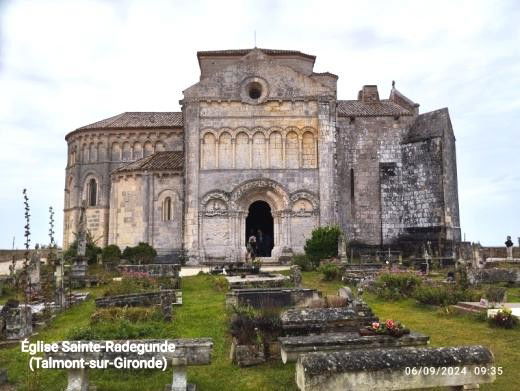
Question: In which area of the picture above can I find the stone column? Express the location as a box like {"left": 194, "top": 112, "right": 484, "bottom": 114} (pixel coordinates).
{"left": 182, "top": 102, "right": 201, "bottom": 263}
{"left": 170, "top": 357, "right": 188, "bottom": 391}
{"left": 317, "top": 98, "right": 337, "bottom": 226}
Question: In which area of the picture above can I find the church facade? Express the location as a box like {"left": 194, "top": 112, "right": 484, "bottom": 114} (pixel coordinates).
{"left": 63, "top": 48, "right": 461, "bottom": 263}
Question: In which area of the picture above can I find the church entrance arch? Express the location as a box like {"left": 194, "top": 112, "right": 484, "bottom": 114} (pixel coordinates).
{"left": 246, "top": 201, "right": 274, "bottom": 257}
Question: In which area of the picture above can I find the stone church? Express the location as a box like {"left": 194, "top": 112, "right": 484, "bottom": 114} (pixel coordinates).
{"left": 63, "top": 48, "right": 461, "bottom": 263}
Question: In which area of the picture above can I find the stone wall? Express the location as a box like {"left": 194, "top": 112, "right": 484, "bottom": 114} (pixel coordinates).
{"left": 63, "top": 127, "right": 183, "bottom": 249}
{"left": 109, "top": 173, "right": 183, "bottom": 252}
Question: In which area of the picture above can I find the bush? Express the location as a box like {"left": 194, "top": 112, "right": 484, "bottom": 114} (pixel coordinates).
{"left": 103, "top": 272, "right": 158, "bottom": 297}
{"left": 372, "top": 273, "right": 422, "bottom": 300}
{"left": 102, "top": 244, "right": 121, "bottom": 263}
{"left": 317, "top": 264, "right": 341, "bottom": 281}
{"left": 122, "top": 242, "right": 157, "bottom": 264}
{"left": 292, "top": 254, "right": 319, "bottom": 272}
{"left": 414, "top": 285, "right": 479, "bottom": 306}
{"left": 63, "top": 234, "right": 102, "bottom": 265}
{"left": 488, "top": 308, "right": 519, "bottom": 329}
{"left": 304, "top": 226, "right": 341, "bottom": 261}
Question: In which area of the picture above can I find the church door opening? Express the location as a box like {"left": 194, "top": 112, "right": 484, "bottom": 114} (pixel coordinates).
{"left": 245, "top": 201, "right": 274, "bottom": 257}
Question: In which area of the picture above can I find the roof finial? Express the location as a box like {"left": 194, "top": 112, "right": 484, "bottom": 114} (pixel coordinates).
{"left": 392, "top": 80, "right": 395, "bottom": 88}
{"left": 254, "top": 30, "right": 257, "bottom": 48}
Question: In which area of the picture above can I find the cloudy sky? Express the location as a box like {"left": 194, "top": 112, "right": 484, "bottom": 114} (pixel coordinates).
{"left": 0, "top": 0, "right": 519, "bottom": 249}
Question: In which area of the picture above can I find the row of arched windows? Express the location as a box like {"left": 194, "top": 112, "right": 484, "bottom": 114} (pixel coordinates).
{"left": 69, "top": 141, "right": 166, "bottom": 165}
{"left": 201, "top": 130, "right": 317, "bottom": 170}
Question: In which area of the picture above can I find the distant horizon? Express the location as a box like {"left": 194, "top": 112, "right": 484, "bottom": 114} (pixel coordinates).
{"left": 1, "top": 0, "right": 519, "bottom": 249}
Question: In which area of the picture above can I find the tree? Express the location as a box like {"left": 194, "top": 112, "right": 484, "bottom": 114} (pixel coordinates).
{"left": 304, "top": 226, "right": 342, "bottom": 261}
{"left": 122, "top": 242, "right": 157, "bottom": 264}
{"left": 102, "top": 244, "right": 122, "bottom": 263}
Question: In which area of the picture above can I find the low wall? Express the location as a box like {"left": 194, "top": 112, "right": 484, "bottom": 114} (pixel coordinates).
{"left": 118, "top": 264, "right": 180, "bottom": 278}
{"left": 95, "top": 290, "right": 181, "bottom": 308}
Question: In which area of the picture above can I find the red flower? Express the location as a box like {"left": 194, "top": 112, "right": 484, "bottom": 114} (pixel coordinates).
{"left": 385, "top": 319, "right": 395, "bottom": 329}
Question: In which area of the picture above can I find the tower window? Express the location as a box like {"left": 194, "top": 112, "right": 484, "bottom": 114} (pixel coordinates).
{"left": 247, "top": 82, "right": 262, "bottom": 99}
{"left": 87, "top": 178, "right": 97, "bottom": 207}
{"left": 162, "top": 197, "right": 172, "bottom": 221}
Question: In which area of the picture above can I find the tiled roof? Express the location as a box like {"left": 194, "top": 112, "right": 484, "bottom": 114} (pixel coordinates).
{"left": 337, "top": 100, "right": 412, "bottom": 117}
{"left": 112, "top": 151, "right": 183, "bottom": 174}
{"left": 404, "top": 108, "right": 450, "bottom": 143}
{"left": 77, "top": 112, "right": 183, "bottom": 130}
{"left": 197, "top": 48, "right": 316, "bottom": 60}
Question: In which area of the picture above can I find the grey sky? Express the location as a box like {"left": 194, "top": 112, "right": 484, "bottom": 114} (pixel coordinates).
{"left": 0, "top": 0, "right": 519, "bottom": 249}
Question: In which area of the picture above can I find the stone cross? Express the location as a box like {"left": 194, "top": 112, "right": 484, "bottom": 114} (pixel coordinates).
{"left": 54, "top": 260, "right": 65, "bottom": 308}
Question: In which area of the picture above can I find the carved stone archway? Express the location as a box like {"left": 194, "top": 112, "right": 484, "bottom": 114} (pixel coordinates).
{"left": 229, "top": 179, "right": 291, "bottom": 259}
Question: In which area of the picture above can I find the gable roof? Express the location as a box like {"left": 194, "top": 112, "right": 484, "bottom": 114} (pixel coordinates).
{"left": 76, "top": 112, "right": 183, "bottom": 131}
{"left": 112, "top": 151, "right": 183, "bottom": 174}
{"left": 197, "top": 48, "right": 316, "bottom": 61}
{"left": 337, "top": 100, "right": 412, "bottom": 117}
{"left": 404, "top": 108, "right": 451, "bottom": 143}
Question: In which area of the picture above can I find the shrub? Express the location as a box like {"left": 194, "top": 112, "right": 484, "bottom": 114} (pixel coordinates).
{"left": 63, "top": 233, "right": 102, "bottom": 264}
{"left": 102, "top": 244, "right": 121, "bottom": 263}
{"left": 122, "top": 242, "right": 157, "bottom": 264}
{"left": 317, "top": 264, "right": 341, "bottom": 281}
{"left": 485, "top": 286, "right": 507, "bottom": 304}
{"left": 292, "top": 254, "right": 319, "bottom": 271}
{"left": 414, "top": 285, "right": 479, "bottom": 306}
{"left": 488, "top": 308, "right": 519, "bottom": 329}
{"left": 304, "top": 226, "right": 341, "bottom": 261}
{"left": 372, "top": 273, "right": 422, "bottom": 300}
{"left": 103, "top": 272, "right": 158, "bottom": 297}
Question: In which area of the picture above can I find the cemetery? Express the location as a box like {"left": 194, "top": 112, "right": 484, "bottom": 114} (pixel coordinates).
{"left": 0, "top": 206, "right": 519, "bottom": 390}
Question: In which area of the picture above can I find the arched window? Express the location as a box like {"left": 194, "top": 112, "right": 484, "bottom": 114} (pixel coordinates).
{"left": 302, "top": 131, "right": 317, "bottom": 168}
{"left": 269, "top": 131, "right": 283, "bottom": 168}
{"left": 133, "top": 142, "right": 143, "bottom": 160}
{"left": 286, "top": 131, "right": 299, "bottom": 168}
{"left": 87, "top": 178, "right": 97, "bottom": 207}
{"left": 235, "top": 132, "right": 249, "bottom": 169}
{"left": 122, "top": 142, "right": 131, "bottom": 161}
{"left": 111, "top": 143, "right": 121, "bottom": 161}
{"left": 144, "top": 141, "right": 154, "bottom": 157}
{"left": 252, "top": 132, "right": 266, "bottom": 168}
{"left": 218, "top": 132, "right": 232, "bottom": 169}
{"left": 201, "top": 133, "right": 216, "bottom": 169}
{"left": 162, "top": 197, "right": 172, "bottom": 221}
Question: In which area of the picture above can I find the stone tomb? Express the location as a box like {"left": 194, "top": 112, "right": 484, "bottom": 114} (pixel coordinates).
{"left": 1, "top": 305, "right": 32, "bottom": 340}
{"left": 225, "top": 287, "right": 319, "bottom": 309}
{"left": 467, "top": 268, "right": 520, "bottom": 285}
{"left": 279, "top": 331, "right": 429, "bottom": 363}
{"left": 95, "top": 289, "right": 182, "bottom": 308}
{"left": 47, "top": 338, "right": 213, "bottom": 391}
{"left": 296, "top": 345, "right": 495, "bottom": 391}
{"left": 280, "top": 306, "right": 377, "bottom": 334}
{"left": 225, "top": 273, "right": 290, "bottom": 289}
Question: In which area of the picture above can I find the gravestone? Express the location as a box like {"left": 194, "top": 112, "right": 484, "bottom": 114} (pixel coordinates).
{"left": 291, "top": 265, "right": 302, "bottom": 288}
{"left": 338, "top": 287, "right": 354, "bottom": 302}
{"left": 4, "top": 306, "right": 32, "bottom": 340}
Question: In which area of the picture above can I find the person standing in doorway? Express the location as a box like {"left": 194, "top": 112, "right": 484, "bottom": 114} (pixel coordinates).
{"left": 505, "top": 235, "right": 514, "bottom": 260}
{"left": 246, "top": 230, "right": 257, "bottom": 263}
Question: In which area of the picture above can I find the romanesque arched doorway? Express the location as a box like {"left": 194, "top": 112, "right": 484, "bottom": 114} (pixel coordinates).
{"left": 245, "top": 200, "right": 274, "bottom": 257}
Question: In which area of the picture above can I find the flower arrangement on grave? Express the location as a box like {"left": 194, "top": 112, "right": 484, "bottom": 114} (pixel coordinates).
{"left": 366, "top": 319, "right": 410, "bottom": 337}
{"left": 488, "top": 307, "right": 518, "bottom": 329}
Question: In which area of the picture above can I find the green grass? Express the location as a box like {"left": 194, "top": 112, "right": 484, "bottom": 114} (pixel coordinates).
{"left": 0, "top": 272, "right": 518, "bottom": 390}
